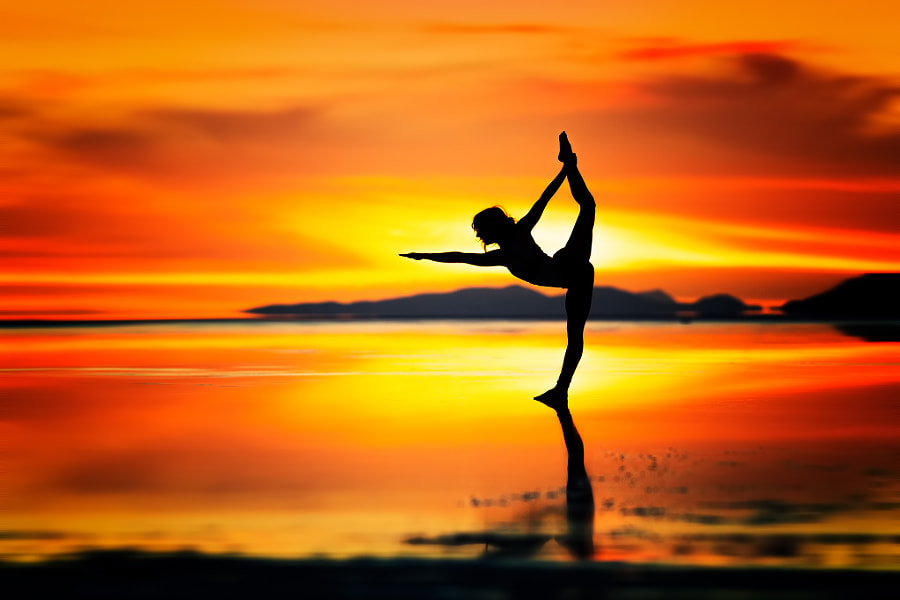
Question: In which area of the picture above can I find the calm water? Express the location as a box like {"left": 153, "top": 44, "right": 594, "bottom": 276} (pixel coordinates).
{"left": 2, "top": 320, "right": 898, "bottom": 567}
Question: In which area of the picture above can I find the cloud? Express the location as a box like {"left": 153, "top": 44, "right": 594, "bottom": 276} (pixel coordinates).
{"left": 0, "top": 188, "right": 371, "bottom": 273}
{"left": 618, "top": 39, "right": 807, "bottom": 61}
{"left": 0, "top": 96, "right": 337, "bottom": 188}
{"left": 0, "top": 193, "right": 109, "bottom": 239}
{"left": 0, "top": 98, "right": 379, "bottom": 290}
{"left": 424, "top": 23, "right": 572, "bottom": 35}
{"left": 0, "top": 97, "right": 35, "bottom": 120}
{"left": 0, "top": 530, "right": 69, "bottom": 540}
{"left": 24, "top": 105, "right": 324, "bottom": 180}
{"left": 43, "top": 128, "right": 162, "bottom": 172}
{"left": 145, "top": 106, "right": 320, "bottom": 142}
{"left": 616, "top": 53, "right": 900, "bottom": 176}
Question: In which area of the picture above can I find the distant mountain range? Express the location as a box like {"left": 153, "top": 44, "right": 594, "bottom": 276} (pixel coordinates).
{"left": 248, "top": 273, "right": 899, "bottom": 320}
{"left": 780, "top": 273, "right": 899, "bottom": 318}
{"left": 247, "top": 285, "right": 762, "bottom": 319}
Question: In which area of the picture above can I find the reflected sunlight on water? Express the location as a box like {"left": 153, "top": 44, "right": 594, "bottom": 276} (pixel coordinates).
{"left": 2, "top": 321, "right": 898, "bottom": 567}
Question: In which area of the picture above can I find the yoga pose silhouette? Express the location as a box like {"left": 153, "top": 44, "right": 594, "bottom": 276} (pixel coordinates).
{"left": 400, "top": 132, "right": 595, "bottom": 404}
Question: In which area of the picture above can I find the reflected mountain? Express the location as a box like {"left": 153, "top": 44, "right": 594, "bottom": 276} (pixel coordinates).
{"left": 405, "top": 531, "right": 551, "bottom": 558}
{"left": 834, "top": 322, "right": 900, "bottom": 342}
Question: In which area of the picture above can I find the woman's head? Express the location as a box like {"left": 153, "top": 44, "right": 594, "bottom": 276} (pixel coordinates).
{"left": 472, "top": 206, "right": 515, "bottom": 247}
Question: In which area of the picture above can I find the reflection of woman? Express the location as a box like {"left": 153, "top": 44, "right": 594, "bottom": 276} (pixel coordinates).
{"left": 540, "top": 396, "right": 596, "bottom": 559}
{"left": 401, "top": 132, "right": 594, "bottom": 403}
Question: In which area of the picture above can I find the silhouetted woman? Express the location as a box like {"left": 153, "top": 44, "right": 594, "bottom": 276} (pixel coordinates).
{"left": 401, "top": 132, "right": 595, "bottom": 404}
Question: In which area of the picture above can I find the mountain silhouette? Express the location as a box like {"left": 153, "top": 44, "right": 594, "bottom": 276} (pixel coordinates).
{"left": 634, "top": 289, "right": 678, "bottom": 305}
{"left": 693, "top": 294, "right": 755, "bottom": 317}
{"left": 248, "top": 286, "right": 560, "bottom": 318}
{"left": 781, "top": 273, "right": 899, "bottom": 318}
{"left": 247, "top": 285, "right": 760, "bottom": 319}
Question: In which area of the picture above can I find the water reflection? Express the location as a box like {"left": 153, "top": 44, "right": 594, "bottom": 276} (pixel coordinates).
{"left": 834, "top": 322, "right": 900, "bottom": 342}
{"left": 1, "top": 321, "right": 898, "bottom": 565}
{"left": 541, "top": 400, "right": 595, "bottom": 559}
{"left": 405, "top": 399, "right": 596, "bottom": 560}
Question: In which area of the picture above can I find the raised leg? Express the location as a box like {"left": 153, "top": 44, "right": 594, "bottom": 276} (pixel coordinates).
{"left": 558, "top": 131, "right": 575, "bottom": 163}
{"left": 562, "top": 160, "right": 595, "bottom": 264}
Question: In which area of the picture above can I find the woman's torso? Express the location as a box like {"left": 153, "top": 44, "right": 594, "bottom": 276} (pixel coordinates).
{"left": 500, "top": 227, "right": 564, "bottom": 288}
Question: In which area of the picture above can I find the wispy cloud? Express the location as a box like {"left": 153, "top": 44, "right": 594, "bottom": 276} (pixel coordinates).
{"left": 424, "top": 22, "right": 573, "bottom": 35}
{"left": 617, "top": 39, "right": 808, "bottom": 61}
{"left": 17, "top": 105, "right": 326, "bottom": 181}
{"left": 589, "top": 53, "right": 900, "bottom": 177}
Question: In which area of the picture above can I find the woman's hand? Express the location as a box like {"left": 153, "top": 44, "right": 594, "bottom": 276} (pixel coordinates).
{"left": 399, "top": 252, "right": 424, "bottom": 260}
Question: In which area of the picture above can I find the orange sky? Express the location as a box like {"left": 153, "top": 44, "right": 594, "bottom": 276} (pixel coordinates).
{"left": 3, "top": 1, "right": 899, "bottom": 318}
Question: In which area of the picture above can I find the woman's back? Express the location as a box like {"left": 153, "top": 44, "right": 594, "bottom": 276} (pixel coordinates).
{"left": 499, "top": 225, "right": 561, "bottom": 287}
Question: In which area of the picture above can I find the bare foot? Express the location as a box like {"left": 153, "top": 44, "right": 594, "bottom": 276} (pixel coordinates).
{"left": 558, "top": 131, "right": 575, "bottom": 164}
{"left": 534, "top": 386, "right": 568, "bottom": 413}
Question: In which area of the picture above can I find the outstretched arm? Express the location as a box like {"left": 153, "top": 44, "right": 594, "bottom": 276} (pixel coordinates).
{"left": 518, "top": 164, "right": 567, "bottom": 232}
{"left": 400, "top": 250, "right": 504, "bottom": 267}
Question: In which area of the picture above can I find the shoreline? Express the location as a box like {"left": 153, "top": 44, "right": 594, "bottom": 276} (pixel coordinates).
{"left": 3, "top": 550, "right": 897, "bottom": 599}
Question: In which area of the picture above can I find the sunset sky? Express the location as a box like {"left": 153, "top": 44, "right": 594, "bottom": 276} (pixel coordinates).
{"left": 3, "top": 0, "right": 899, "bottom": 318}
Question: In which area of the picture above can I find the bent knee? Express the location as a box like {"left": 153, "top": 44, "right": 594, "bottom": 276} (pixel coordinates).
{"left": 563, "top": 261, "right": 594, "bottom": 290}
{"left": 580, "top": 261, "right": 595, "bottom": 282}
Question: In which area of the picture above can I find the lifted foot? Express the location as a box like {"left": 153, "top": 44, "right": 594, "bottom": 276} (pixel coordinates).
{"left": 534, "top": 386, "right": 568, "bottom": 413}
{"left": 558, "top": 131, "right": 576, "bottom": 164}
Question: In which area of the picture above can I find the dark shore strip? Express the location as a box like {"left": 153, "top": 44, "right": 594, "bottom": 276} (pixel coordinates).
{"left": 2, "top": 550, "right": 897, "bottom": 600}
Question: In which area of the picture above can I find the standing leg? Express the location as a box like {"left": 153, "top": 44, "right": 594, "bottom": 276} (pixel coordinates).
{"left": 559, "top": 275, "right": 593, "bottom": 391}
{"left": 534, "top": 271, "right": 593, "bottom": 405}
